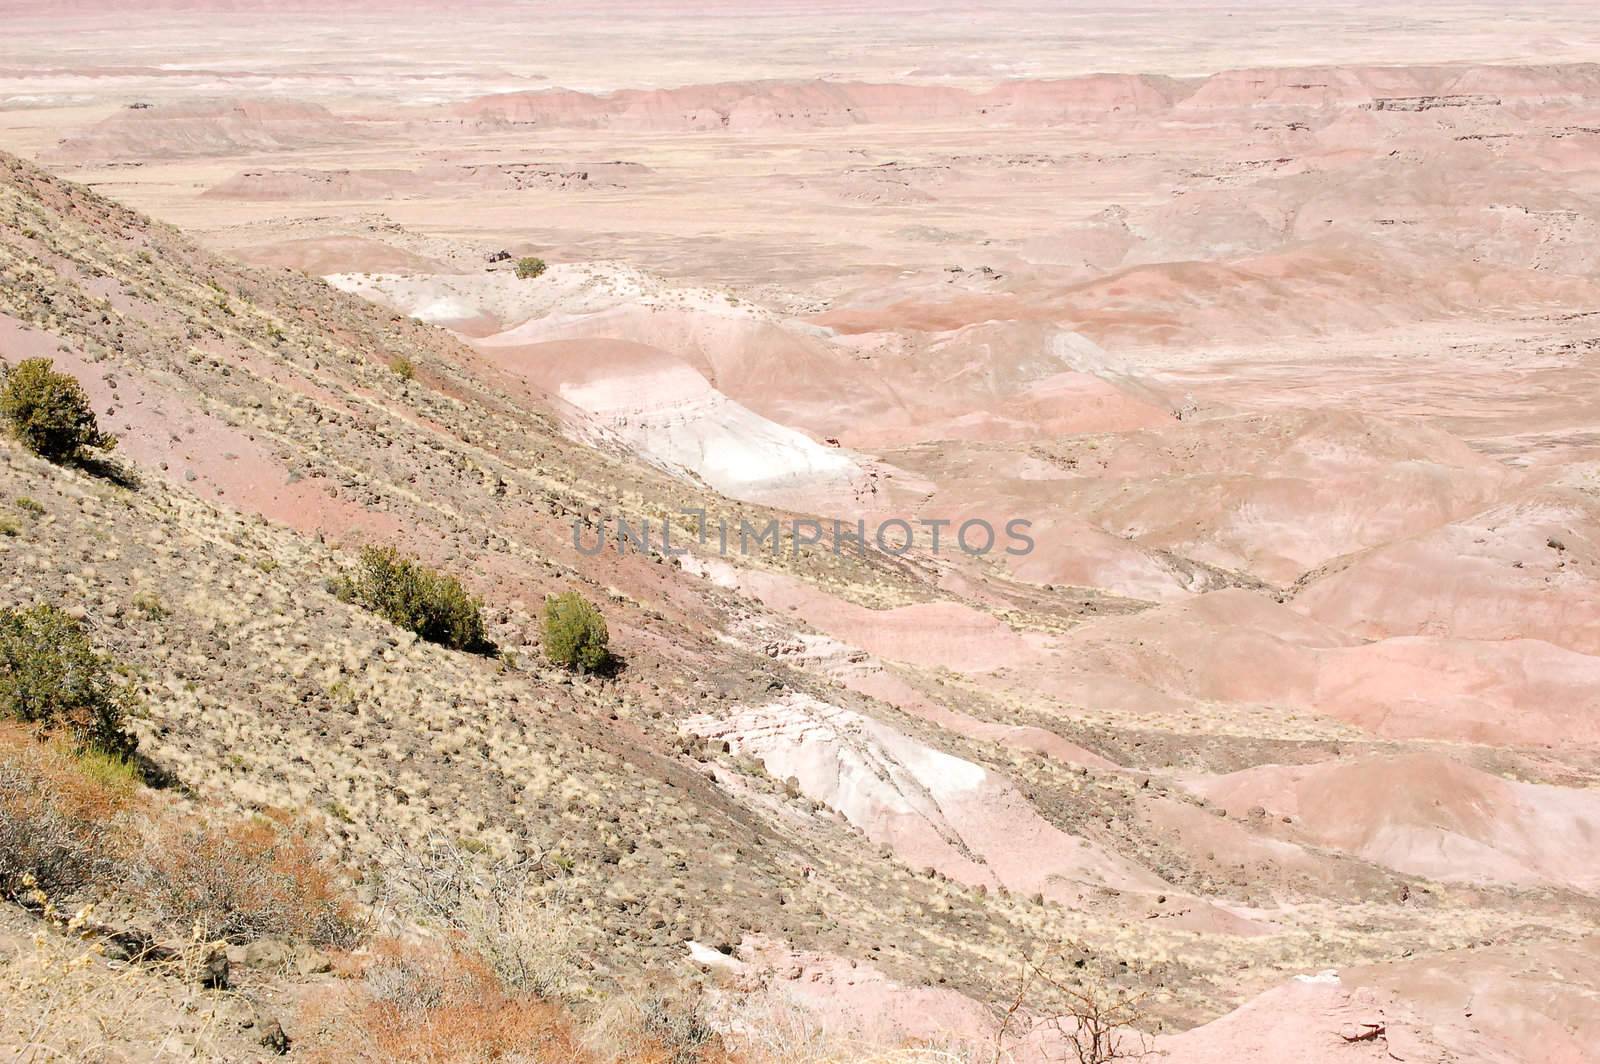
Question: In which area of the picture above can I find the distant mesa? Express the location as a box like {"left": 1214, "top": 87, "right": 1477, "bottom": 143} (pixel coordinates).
{"left": 44, "top": 64, "right": 1600, "bottom": 168}
{"left": 448, "top": 64, "right": 1600, "bottom": 132}
{"left": 202, "top": 161, "right": 649, "bottom": 200}
{"left": 50, "top": 97, "right": 368, "bottom": 162}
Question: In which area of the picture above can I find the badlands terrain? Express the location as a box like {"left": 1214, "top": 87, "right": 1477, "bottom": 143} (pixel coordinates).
{"left": 3, "top": 1, "right": 1600, "bottom": 1061}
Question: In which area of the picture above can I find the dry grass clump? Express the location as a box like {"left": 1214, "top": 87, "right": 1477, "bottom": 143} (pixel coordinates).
{"left": 1, "top": 722, "right": 358, "bottom": 948}
{"left": 0, "top": 907, "right": 241, "bottom": 1062}
{"left": 0, "top": 735, "right": 247, "bottom": 1062}
{"left": 0, "top": 732, "right": 359, "bottom": 1060}
{"left": 712, "top": 983, "right": 980, "bottom": 1064}
{"left": 129, "top": 808, "right": 361, "bottom": 946}
{"left": 765, "top": 1053, "right": 972, "bottom": 1064}
{"left": 0, "top": 726, "right": 139, "bottom": 900}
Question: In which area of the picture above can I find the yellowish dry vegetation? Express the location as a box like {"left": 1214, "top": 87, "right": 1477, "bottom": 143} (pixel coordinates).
{"left": 0, "top": 915, "right": 246, "bottom": 1063}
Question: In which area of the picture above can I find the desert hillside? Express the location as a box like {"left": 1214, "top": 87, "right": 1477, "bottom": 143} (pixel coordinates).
{"left": 3, "top": 3, "right": 1600, "bottom": 1062}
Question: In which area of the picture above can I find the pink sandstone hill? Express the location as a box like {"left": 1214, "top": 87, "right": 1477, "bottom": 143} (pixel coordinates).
{"left": 1187, "top": 752, "right": 1600, "bottom": 892}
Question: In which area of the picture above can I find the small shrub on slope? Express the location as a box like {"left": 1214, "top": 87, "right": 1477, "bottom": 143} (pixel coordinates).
{"left": 333, "top": 546, "right": 488, "bottom": 651}
{"left": 0, "top": 358, "right": 116, "bottom": 463}
{"left": 515, "top": 256, "right": 547, "bottom": 280}
{"left": 541, "top": 591, "right": 610, "bottom": 674}
{"left": 0, "top": 603, "right": 136, "bottom": 759}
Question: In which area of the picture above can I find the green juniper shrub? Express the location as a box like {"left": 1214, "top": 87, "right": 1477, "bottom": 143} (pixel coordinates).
{"left": 514, "top": 256, "right": 547, "bottom": 280}
{"left": 0, "top": 358, "right": 117, "bottom": 463}
{"left": 541, "top": 591, "right": 610, "bottom": 674}
{"left": 333, "top": 546, "right": 489, "bottom": 652}
{"left": 0, "top": 603, "right": 136, "bottom": 759}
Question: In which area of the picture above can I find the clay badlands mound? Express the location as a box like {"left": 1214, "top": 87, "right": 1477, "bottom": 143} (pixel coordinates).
{"left": 2, "top": 1, "right": 1600, "bottom": 1062}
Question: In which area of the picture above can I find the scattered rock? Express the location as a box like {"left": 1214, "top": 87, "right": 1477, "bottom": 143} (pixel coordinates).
{"left": 256, "top": 1017, "right": 290, "bottom": 1055}
{"left": 230, "top": 937, "right": 292, "bottom": 971}
{"left": 197, "top": 946, "right": 229, "bottom": 990}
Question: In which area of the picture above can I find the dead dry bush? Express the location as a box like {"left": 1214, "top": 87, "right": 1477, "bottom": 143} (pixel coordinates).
{"left": 0, "top": 726, "right": 139, "bottom": 901}
{"left": 301, "top": 937, "right": 741, "bottom": 1064}
{"left": 377, "top": 831, "right": 576, "bottom": 997}
{"left": 129, "top": 808, "right": 360, "bottom": 946}
{"left": 991, "top": 947, "right": 1151, "bottom": 1064}
{"left": 2, "top": 725, "right": 360, "bottom": 950}
{"left": 300, "top": 938, "right": 592, "bottom": 1063}
{"left": 581, "top": 988, "right": 731, "bottom": 1064}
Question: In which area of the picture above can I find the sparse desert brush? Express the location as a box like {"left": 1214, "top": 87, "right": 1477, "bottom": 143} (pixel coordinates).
{"left": 300, "top": 937, "right": 589, "bottom": 1063}
{"left": 542, "top": 591, "right": 611, "bottom": 674}
{"left": 582, "top": 989, "right": 731, "bottom": 1064}
{"left": 714, "top": 986, "right": 978, "bottom": 1064}
{"left": 302, "top": 937, "right": 738, "bottom": 1064}
{"left": 332, "top": 545, "right": 489, "bottom": 652}
{"left": 0, "top": 725, "right": 140, "bottom": 900}
{"left": 0, "top": 357, "right": 116, "bottom": 463}
{"left": 130, "top": 808, "right": 361, "bottom": 946}
{"left": 391, "top": 355, "right": 416, "bottom": 381}
{"left": 0, "top": 737, "right": 256, "bottom": 1054}
{"left": 0, "top": 602, "right": 136, "bottom": 759}
{"left": 379, "top": 832, "right": 576, "bottom": 996}
{"left": 993, "top": 948, "right": 1153, "bottom": 1064}
{"left": 515, "top": 256, "right": 548, "bottom": 280}
{"left": 0, "top": 906, "right": 240, "bottom": 1062}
